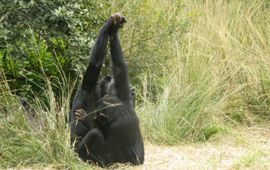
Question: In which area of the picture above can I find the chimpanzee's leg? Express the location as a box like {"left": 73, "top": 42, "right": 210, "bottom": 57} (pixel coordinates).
{"left": 75, "top": 128, "right": 105, "bottom": 166}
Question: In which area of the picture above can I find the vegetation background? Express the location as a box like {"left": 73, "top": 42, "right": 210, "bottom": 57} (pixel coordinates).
{"left": 0, "top": 0, "right": 269, "bottom": 169}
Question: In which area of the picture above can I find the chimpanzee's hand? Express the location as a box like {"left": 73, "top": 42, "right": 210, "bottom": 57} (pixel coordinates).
{"left": 74, "top": 109, "right": 87, "bottom": 120}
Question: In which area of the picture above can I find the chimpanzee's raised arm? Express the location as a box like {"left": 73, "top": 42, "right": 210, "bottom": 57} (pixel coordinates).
{"left": 109, "top": 15, "right": 131, "bottom": 103}
{"left": 81, "top": 20, "right": 112, "bottom": 91}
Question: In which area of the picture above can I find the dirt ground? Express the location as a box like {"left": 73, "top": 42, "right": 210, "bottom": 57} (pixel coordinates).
{"left": 125, "top": 126, "right": 270, "bottom": 170}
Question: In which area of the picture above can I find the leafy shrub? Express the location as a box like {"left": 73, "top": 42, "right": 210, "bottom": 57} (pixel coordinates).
{"left": 0, "top": 0, "right": 109, "bottom": 96}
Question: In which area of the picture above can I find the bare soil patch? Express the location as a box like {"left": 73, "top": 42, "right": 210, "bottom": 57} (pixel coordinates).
{"left": 130, "top": 126, "right": 270, "bottom": 170}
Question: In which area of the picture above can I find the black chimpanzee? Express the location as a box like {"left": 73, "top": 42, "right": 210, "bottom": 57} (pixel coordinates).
{"left": 69, "top": 13, "right": 144, "bottom": 167}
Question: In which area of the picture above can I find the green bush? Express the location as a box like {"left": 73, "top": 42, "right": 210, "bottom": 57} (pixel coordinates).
{"left": 0, "top": 0, "right": 109, "bottom": 96}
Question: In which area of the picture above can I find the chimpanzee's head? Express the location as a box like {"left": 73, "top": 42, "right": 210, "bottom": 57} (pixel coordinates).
{"left": 98, "top": 75, "right": 136, "bottom": 107}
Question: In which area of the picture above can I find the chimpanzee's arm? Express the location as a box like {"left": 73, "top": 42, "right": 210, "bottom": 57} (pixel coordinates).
{"left": 110, "top": 32, "right": 132, "bottom": 102}
{"left": 81, "top": 20, "right": 112, "bottom": 91}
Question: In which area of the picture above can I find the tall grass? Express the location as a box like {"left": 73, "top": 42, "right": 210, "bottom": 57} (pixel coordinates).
{"left": 0, "top": 71, "right": 91, "bottom": 168}
{"left": 111, "top": 0, "right": 270, "bottom": 144}
{"left": 0, "top": 0, "right": 269, "bottom": 168}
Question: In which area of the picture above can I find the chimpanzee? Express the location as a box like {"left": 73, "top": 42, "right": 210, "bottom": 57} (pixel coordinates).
{"left": 69, "top": 13, "right": 144, "bottom": 167}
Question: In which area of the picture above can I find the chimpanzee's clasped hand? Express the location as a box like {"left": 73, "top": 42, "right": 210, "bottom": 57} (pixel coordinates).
{"left": 109, "top": 12, "right": 126, "bottom": 33}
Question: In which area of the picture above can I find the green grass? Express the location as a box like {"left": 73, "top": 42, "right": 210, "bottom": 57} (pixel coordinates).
{"left": 0, "top": 0, "right": 270, "bottom": 168}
